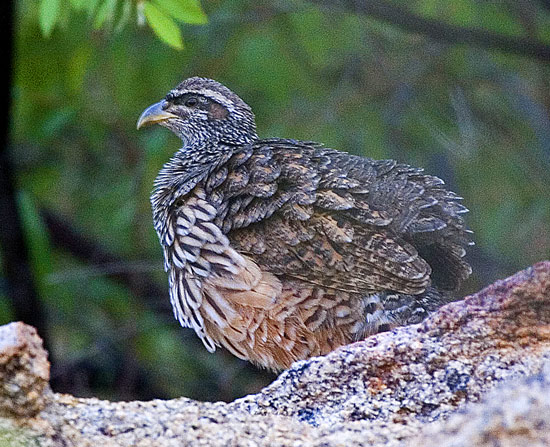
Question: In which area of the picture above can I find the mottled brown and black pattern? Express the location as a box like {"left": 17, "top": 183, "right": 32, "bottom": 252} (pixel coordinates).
{"left": 137, "top": 77, "right": 472, "bottom": 370}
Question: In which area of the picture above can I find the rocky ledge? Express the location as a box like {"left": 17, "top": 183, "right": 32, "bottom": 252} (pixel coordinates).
{"left": 1, "top": 261, "right": 549, "bottom": 446}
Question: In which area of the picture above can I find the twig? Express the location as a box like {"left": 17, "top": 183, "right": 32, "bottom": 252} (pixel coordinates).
{"left": 309, "top": 0, "right": 550, "bottom": 62}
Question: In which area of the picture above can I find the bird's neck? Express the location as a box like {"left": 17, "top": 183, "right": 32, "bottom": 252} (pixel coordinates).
{"left": 150, "top": 140, "right": 239, "bottom": 235}
{"left": 183, "top": 123, "right": 258, "bottom": 148}
{"left": 154, "top": 141, "right": 232, "bottom": 194}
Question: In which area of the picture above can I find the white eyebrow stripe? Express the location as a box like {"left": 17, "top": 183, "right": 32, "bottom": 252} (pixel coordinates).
{"left": 169, "top": 88, "right": 235, "bottom": 112}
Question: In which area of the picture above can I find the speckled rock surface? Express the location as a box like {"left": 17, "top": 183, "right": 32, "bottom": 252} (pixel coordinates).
{"left": 411, "top": 361, "right": 550, "bottom": 447}
{"left": 0, "top": 321, "right": 51, "bottom": 417}
{"left": 2, "top": 261, "right": 550, "bottom": 446}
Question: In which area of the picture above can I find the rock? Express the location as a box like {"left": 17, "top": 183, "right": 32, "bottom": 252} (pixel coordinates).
{"left": 410, "top": 362, "right": 550, "bottom": 447}
{"left": 1, "top": 261, "right": 549, "bottom": 446}
{"left": 0, "top": 322, "right": 51, "bottom": 417}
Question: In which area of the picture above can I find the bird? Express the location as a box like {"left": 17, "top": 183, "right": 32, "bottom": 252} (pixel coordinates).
{"left": 137, "top": 77, "right": 472, "bottom": 371}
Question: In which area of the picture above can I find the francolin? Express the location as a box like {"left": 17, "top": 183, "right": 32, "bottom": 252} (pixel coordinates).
{"left": 137, "top": 77, "right": 472, "bottom": 370}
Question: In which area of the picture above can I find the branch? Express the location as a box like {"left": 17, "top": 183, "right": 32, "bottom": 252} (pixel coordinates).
{"left": 309, "top": 0, "right": 550, "bottom": 62}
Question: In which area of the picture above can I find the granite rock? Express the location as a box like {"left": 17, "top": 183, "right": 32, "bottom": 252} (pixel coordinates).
{"left": 0, "top": 322, "right": 51, "bottom": 417}
{"left": 411, "top": 362, "right": 550, "bottom": 447}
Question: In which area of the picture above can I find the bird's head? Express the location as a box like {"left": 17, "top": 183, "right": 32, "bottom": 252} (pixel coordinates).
{"left": 137, "top": 77, "right": 257, "bottom": 147}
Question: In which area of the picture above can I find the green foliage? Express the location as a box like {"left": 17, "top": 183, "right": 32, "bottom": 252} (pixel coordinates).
{"left": 39, "top": 0, "right": 60, "bottom": 37}
{"left": 142, "top": 1, "right": 184, "bottom": 49}
{"left": 93, "top": 0, "right": 118, "bottom": 29}
{"left": 37, "top": 0, "right": 208, "bottom": 49}
{"left": 154, "top": 0, "right": 208, "bottom": 24}
{"left": 18, "top": 192, "right": 53, "bottom": 293}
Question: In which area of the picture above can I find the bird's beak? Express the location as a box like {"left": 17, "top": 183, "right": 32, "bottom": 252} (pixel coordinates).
{"left": 136, "top": 100, "right": 178, "bottom": 129}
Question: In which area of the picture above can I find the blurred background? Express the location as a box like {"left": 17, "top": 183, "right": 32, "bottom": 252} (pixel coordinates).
{"left": 3, "top": 0, "right": 549, "bottom": 402}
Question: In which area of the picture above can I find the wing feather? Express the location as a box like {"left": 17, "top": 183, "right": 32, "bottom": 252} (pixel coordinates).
{"left": 161, "top": 190, "right": 282, "bottom": 352}
{"left": 221, "top": 139, "right": 471, "bottom": 296}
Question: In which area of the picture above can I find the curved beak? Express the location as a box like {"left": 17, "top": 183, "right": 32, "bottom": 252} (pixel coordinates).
{"left": 136, "top": 100, "right": 178, "bottom": 129}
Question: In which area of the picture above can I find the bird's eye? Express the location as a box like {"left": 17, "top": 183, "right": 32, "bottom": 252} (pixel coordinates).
{"left": 185, "top": 97, "right": 199, "bottom": 107}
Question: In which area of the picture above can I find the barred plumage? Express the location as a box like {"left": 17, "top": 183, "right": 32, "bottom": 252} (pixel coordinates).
{"left": 137, "top": 77, "right": 472, "bottom": 370}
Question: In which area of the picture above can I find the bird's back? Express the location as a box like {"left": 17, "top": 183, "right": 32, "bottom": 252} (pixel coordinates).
{"left": 215, "top": 138, "right": 471, "bottom": 296}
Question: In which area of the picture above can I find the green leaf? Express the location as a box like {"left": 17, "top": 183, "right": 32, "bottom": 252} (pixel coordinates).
{"left": 153, "top": 0, "right": 208, "bottom": 25}
{"left": 93, "top": 0, "right": 118, "bottom": 29}
{"left": 114, "top": 0, "right": 133, "bottom": 33}
{"left": 143, "top": 1, "right": 184, "bottom": 50}
{"left": 67, "top": 45, "right": 92, "bottom": 93}
{"left": 83, "top": 0, "right": 101, "bottom": 17}
{"left": 39, "top": 0, "right": 61, "bottom": 37}
{"left": 68, "top": 0, "right": 86, "bottom": 11}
